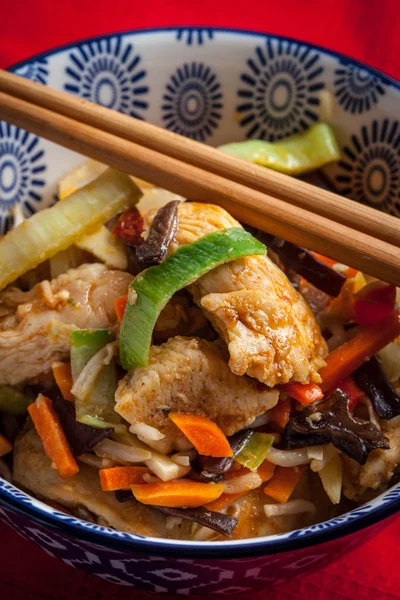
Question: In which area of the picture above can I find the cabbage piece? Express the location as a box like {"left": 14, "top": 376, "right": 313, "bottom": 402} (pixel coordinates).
{"left": 318, "top": 453, "right": 342, "bottom": 504}
{"left": 71, "top": 330, "right": 119, "bottom": 426}
{"left": 0, "top": 169, "right": 141, "bottom": 291}
{"left": 77, "top": 227, "right": 128, "bottom": 270}
{"left": 219, "top": 123, "right": 340, "bottom": 175}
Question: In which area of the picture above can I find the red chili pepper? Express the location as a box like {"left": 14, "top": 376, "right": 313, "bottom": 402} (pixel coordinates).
{"left": 336, "top": 377, "right": 364, "bottom": 410}
{"left": 112, "top": 207, "right": 144, "bottom": 245}
{"left": 353, "top": 281, "right": 396, "bottom": 326}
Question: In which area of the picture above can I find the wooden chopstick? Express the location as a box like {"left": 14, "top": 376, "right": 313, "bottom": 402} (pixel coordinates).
{"left": 1, "top": 69, "right": 399, "bottom": 250}
{"left": 0, "top": 88, "right": 399, "bottom": 286}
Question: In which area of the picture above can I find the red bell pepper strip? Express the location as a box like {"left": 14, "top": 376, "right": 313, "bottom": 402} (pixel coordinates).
{"left": 336, "top": 377, "right": 364, "bottom": 410}
{"left": 353, "top": 281, "right": 396, "bottom": 326}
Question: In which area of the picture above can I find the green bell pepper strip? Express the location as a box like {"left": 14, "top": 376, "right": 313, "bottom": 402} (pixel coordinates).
{"left": 219, "top": 123, "right": 340, "bottom": 175}
{"left": 235, "top": 432, "right": 274, "bottom": 471}
{"left": 70, "top": 329, "right": 120, "bottom": 427}
{"left": 120, "top": 228, "right": 266, "bottom": 371}
{"left": 0, "top": 386, "right": 32, "bottom": 416}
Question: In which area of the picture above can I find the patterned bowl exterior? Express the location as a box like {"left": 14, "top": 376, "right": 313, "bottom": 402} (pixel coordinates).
{"left": 0, "top": 26, "right": 400, "bottom": 594}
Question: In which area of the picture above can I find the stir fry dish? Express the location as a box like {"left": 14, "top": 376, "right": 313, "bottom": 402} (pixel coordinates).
{"left": 0, "top": 123, "right": 399, "bottom": 542}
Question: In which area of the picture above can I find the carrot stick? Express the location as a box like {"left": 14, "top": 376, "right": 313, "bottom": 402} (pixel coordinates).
{"left": 268, "top": 398, "right": 292, "bottom": 430}
{"left": 0, "top": 434, "right": 12, "bottom": 457}
{"left": 257, "top": 460, "right": 277, "bottom": 482}
{"left": 51, "top": 361, "right": 74, "bottom": 401}
{"left": 114, "top": 295, "right": 128, "bottom": 324}
{"left": 204, "top": 491, "right": 244, "bottom": 512}
{"left": 131, "top": 481, "right": 225, "bottom": 507}
{"left": 313, "top": 252, "right": 358, "bottom": 279}
{"left": 169, "top": 413, "right": 233, "bottom": 457}
{"left": 282, "top": 382, "right": 323, "bottom": 405}
{"left": 99, "top": 466, "right": 150, "bottom": 491}
{"left": 28, "top": 394, "right": 79, "bottom": 479}
{"left": 320, "top": 309, "right": 400, "bottom": 394}
{"left": 205, "top": 460, "right": 276, "bottom": 512}
{"left": 264, "top": 465, "right": 305, "bottom": 503}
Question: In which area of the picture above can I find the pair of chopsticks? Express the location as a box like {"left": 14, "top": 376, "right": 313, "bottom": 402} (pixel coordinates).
{"left": 0, "top": 70, "right": 399, "bottom": 285}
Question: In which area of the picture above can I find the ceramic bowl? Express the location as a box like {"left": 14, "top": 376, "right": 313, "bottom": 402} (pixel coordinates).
{"left": 0, "top": 26, "right": 399, "bottom": 596}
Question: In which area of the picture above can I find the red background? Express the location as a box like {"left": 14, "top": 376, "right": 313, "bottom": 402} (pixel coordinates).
{"left": 0, "top": 1, "right": 399, "bottom": 598}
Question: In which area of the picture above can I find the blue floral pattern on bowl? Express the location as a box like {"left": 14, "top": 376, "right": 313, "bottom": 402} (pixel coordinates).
{"left": 176, "top": 28, "right": 214, "bottom": 46}
{"left": 334, "top": 119, "right": 400, "bottom": 214}
{"left": 162, "top": 62, "right": 223, "bottom": 140}
{"left": 14, "top": 57, "right": 49, "bottom": 85}
{"left": 64, "top": 37, "right": 149, "bottom": 118}
{"left": 0, "top": 27, "right": 399, "bottom": 593}
{"left": 334, "top": 58, "right": 387, "bottom": 114}
{"left": 0, "top": 123, "right": 46, "bottom": 229}
{"left": 237, "top": 39, "right": 325, "bottom": 141}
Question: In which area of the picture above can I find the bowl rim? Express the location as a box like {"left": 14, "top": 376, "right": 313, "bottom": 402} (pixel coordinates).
{"left": 1, "top": 477, "right": 399, "bottom": 558}
{"left": 1, "top": 25, "right": 399, "bottom": 559}
{"left": 6, "top": 25, "right": 400, "bottom": 89}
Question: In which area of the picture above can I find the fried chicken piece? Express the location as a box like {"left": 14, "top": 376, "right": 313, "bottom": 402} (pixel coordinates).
{"left": 0, "top": 264, "right": 132, "bottom": 385}
{"left": 146, "top": 203, "right": 327, "bottom": 386}
{"left": 115, "top": 336, "right": 278, "bottom": 437}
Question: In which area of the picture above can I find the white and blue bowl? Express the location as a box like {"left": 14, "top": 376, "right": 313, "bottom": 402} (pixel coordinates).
{"left": 0, "top": 27, "right": 399, "bottom": 595}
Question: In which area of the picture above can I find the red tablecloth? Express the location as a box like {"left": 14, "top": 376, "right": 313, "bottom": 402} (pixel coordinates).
{"left": 0, "top": 1, "right": 399, "bottom": 598}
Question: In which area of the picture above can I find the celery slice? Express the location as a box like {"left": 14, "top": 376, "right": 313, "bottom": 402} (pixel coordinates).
{"left": 235, "top": 432, "right": 274, "bottom": 471}
{"left": 120, "top": 228, "right": 266, "bottom": 371}
{"left": 0, "top": 168, "right": 141, "bottom": 291}
{"left": 0, "top": 386, "right": 32, "bottom": 416}
{"left": 219, "top": 123, "right": 340, "bottom": 175}
{"left": 71, "top": 329, "right": 119, "bottom": 425}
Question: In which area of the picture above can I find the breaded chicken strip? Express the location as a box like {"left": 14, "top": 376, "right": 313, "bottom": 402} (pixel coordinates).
{"left": 0, "top": 264, "right": 132, "bottom": 385}
{"left": 145, "top": 203, "right": 327, "bottom": 386}
{"left": 115, "top": 336, "right": 278, "bottom": 437}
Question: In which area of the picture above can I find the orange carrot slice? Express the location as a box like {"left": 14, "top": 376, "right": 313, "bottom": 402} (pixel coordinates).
{"left": 313, "top": 253, "right": 358, "bottom": 279}
{"left": 114, "top": 295, "right": 128, "bottom": 324}
{"left": 320, "top": 309, "right": 400, "bottom": 394}
{"left": 169, "top": 413, "right": 233, "bottom": 457}
{"left": 257, "top": 460, "right": 277, "bottom": 482}
{"left": 204, "top": 491, "right": 244, "bottom": 512}
{"left": 28, "top": 394, "right": 79, "bottom": 479}
{"left": 282, "top": 382, "right": 323, "bottom": 405}
{"left": 0, "top": 434, "right": 12, "bottom": 458}
{"left": 205, "top": 460, "right": 276, "bottom": 512}
{"left": 51, "top": 361, "right": 74, "bottom": 401}
{"left": 264, "top": 466, "right": 305, "bottom": 503}
{"left": 131, "top": 481, "right": 225, "bottom": 507}
{"left": 268, "top": 398, "right": 292, "bottom": 430}
{"left": 99, "top": 466, "right": 150, "bottom": 491}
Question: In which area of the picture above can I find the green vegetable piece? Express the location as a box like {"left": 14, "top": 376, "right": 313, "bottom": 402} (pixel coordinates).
{"left": 81, "top": 415, "right": 127, "bottom": 434}
{"left": 0, "top": 386, "right": 32, "bottom": 416}
{"left": 120, "top": 228, "right": 266, "bottom": 371}
{"left": 71, "top": 329, "right": 112, "bottom": 378}
{"left": 71, "top": 329, "right": 119, "bottom": 426}
{"left": 235, "top": 432, "right": 274, "bottom": 471}
{"left": 219, "top": 123, "right": 340, "bottom": 175}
